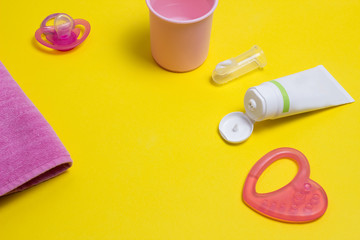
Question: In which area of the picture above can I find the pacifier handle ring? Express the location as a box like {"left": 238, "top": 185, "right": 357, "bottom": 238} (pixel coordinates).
{"left": 244, "top": 148, "right": 311, "bottom": 196}
{"left": 40, "top": 13, "right": 74, "bottom": 28}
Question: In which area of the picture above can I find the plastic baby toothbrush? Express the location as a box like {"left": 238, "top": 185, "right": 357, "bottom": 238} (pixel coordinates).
{"left": 243, "top": 148, "right": 328, "bottom": 223}
{"left": 212, "top": 45, "right": 267, "bottom": 84}
{"left": 35, "top": 13, "right": 90, "bottom": 51}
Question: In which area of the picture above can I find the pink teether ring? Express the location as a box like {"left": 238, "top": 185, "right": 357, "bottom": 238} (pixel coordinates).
{"left": 35, "top": 13, "right": 90, "bottom": 51}
{"left": 243, "top": 148, "right": 328, "bottom": 223}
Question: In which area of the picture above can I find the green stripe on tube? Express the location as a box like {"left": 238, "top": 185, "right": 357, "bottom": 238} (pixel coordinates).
{"left": 270, "top": 80, "right": 290, "bottom": 113}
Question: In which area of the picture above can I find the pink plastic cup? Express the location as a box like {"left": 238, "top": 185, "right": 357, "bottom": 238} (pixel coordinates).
{"left": 146, "top": 0, "right": 218, "bottom": 72}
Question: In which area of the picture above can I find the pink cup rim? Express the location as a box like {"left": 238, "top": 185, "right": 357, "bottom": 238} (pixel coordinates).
{"left": 146, "top": 0, "right": 218, "bottom": 24}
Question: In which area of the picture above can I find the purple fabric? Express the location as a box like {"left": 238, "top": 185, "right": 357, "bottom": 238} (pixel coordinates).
{"left": 0, "top": 61, "right": 72, "bottom": 197}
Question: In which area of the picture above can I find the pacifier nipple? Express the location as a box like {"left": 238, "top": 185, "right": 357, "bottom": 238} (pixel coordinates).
{"left": 54, "top": 14, "right": 74, "bottom": 39}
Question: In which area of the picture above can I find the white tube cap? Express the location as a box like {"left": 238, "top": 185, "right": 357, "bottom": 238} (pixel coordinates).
{"left": 219, "top": 112, "right": 254, "bottom": 143}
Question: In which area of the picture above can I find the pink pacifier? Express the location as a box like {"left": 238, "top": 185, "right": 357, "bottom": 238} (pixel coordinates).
{"left": 243, "top": 148, "right": 328, "bottom": 223}
{"left": 35, "top": 13, "right": 90, "bottom": 51}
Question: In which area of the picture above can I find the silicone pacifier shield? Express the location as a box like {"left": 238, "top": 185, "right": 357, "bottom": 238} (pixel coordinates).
{"left": 242, "top": 148, "right": 328, "bottom": 223}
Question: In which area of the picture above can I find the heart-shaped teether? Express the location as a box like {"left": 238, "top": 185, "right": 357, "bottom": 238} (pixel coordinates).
{"left": 243, "top": 148, "right": 328, "bottom": 223}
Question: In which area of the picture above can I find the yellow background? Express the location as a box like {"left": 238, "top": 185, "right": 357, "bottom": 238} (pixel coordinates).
{"left": 0, "top": 0, "right": 359, "bottom": 239}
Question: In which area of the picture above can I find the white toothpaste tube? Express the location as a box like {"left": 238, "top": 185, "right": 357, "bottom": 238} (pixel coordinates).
{"left": 219, "top": 65, "right": 355, "bottom": 143}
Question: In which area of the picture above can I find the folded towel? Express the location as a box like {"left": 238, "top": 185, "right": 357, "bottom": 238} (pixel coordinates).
{"left": 0, "top": 61, "right": 72, "bottom": 197}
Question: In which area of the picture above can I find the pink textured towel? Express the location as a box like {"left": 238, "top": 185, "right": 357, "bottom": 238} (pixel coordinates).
{"left": 0, "top": 61, "right": 72, "bottom": 197}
